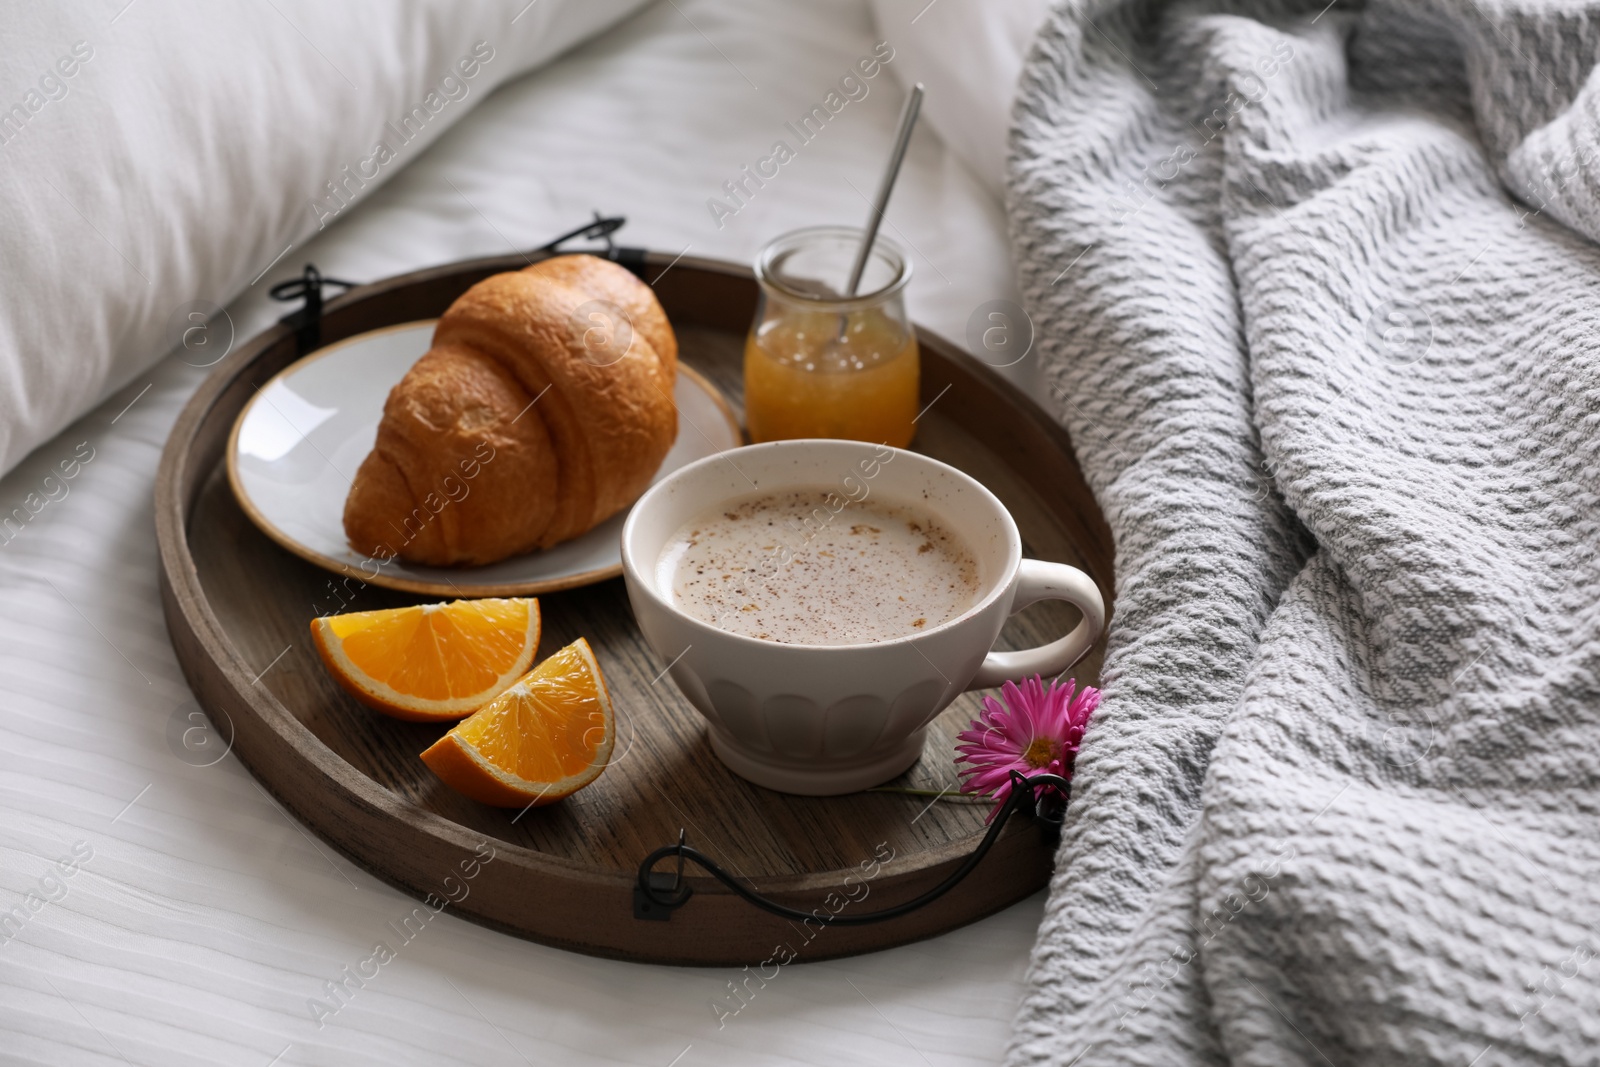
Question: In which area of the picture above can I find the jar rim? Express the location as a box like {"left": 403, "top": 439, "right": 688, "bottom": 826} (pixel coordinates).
{"left": 754, "top": 225, "right": 912, "bottom": 310}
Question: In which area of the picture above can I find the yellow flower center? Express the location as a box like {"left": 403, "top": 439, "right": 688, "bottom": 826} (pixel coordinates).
{"left": 1023, "top": 737, "right": 1060, "bottom": 769}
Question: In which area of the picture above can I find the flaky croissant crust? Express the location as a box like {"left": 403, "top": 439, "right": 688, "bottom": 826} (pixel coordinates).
{"left": 343, "top": 254, "right": 678, "bottom": 566}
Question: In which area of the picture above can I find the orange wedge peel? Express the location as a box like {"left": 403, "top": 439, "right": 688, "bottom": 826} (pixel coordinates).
{"left": 420, "top": 638, "right": 614, "bottom": 807}
{"left": 310, "top": 598, "right": 540, "bottom": 722}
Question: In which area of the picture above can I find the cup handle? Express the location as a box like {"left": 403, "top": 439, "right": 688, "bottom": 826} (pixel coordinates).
{"left": 965, "top": 559, "right": 1106, "bottom": 691}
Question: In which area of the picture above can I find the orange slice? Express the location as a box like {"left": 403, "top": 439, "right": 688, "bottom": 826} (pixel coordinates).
{"left": 420, "top": 638, "right": 614, "bottom": 807}
{"left": 310, "top": 598, "right": 540, "bottom": 722}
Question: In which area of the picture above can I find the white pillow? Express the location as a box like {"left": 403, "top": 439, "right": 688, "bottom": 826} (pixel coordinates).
{"left": 0, "top": 0, "right": 649, "bottom": 478}
{"left": 867, "top": 0, "right": 1051, "bottom": 196}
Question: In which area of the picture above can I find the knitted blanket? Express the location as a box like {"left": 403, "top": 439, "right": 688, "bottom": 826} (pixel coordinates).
{"left": 1005, "top": 2, "right": 1600, "bottom": 1064}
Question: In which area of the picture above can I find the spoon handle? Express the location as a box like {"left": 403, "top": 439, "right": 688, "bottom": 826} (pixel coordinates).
{"left": 844, "top": 82, "right": 924, "bottom": 298}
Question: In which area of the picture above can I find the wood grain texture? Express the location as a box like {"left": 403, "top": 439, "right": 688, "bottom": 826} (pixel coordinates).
{"left": 155, "top": 252, "right": 1115, "bottom": 966}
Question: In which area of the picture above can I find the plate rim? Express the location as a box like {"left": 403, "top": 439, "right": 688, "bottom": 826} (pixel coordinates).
{"left": 223, "top": 319, "right": 743, "bottom": 597}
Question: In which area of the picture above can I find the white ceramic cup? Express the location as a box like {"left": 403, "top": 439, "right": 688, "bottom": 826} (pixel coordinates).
{"left": 621, "top": 439, "right": 1105, "bottom": 795}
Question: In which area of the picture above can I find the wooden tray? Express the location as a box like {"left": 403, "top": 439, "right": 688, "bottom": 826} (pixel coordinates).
{"left": 156, "top": 251, "right": 1114, "bottom": 965}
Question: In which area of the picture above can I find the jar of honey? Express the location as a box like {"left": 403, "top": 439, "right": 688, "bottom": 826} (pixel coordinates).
{"left": 744, "top": 226, "right": 918, "bottom": 448}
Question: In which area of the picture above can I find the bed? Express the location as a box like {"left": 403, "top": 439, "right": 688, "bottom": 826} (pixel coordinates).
{"left": 0, "top": 1, "right": 1051, "bottom": 1064}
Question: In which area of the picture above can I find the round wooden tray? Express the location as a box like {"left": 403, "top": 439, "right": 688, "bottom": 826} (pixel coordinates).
{"left": 156, "top": 250, "right": 1114, "bottom": 965}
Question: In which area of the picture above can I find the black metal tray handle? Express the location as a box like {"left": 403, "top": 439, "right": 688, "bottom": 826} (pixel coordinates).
{"left": 633, "top": 770, "right": 1069, "bottom": 925}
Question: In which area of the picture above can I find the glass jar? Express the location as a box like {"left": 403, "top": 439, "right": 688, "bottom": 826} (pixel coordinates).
{"left": 744, "top": 226, "right": 918, "bottom": 448}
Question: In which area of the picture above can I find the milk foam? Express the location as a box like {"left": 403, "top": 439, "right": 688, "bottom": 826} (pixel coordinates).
{"left": 658, "top": 489, "right": 980, "bottom": 645}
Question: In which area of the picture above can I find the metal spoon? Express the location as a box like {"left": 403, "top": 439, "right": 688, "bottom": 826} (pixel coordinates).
{"left": 837, "top": 82, "right": 924, "bottom": 341}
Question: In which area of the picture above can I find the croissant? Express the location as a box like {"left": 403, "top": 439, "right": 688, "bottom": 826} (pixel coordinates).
{"left": 343, "top": 254, "right": 678, "bottom": 566}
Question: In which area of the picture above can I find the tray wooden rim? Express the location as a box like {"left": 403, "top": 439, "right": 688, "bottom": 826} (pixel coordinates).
{"left": 155, "top": 249, "right": 1115, "bottom": 964}
{"left": 221, "top": 318, "right": 743, "bottom": 597}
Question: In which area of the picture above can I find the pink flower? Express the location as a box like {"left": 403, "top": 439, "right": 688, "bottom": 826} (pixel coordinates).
{"left": 955, "top": 675, "right": 1100, "bottom": 822}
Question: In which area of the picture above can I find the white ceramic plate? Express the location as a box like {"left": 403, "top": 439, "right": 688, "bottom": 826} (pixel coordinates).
{"left": 227, "top": 320, "right": 743, "bottom": 597}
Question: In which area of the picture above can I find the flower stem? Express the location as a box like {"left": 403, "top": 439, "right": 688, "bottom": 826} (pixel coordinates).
{"left": 865, "top": 787, "right": 987, "bottom": 801}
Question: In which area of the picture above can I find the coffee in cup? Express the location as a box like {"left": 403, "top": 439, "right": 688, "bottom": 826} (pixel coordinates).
{"left": 657, "top": 489, "right": 980, "bottom": 645}
{"left": 622, "top": 440, "right": 1106, "bottom": 794}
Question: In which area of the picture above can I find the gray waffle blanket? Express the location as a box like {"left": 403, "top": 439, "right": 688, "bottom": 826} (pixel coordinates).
{"left": 1004, "top": 2, "right": 1600, "bottom": 1064}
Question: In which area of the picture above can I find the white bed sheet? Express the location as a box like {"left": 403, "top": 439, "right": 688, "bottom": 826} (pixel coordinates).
{"left": 0, "top": 2, "right": 1042, "bottom": 1065}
